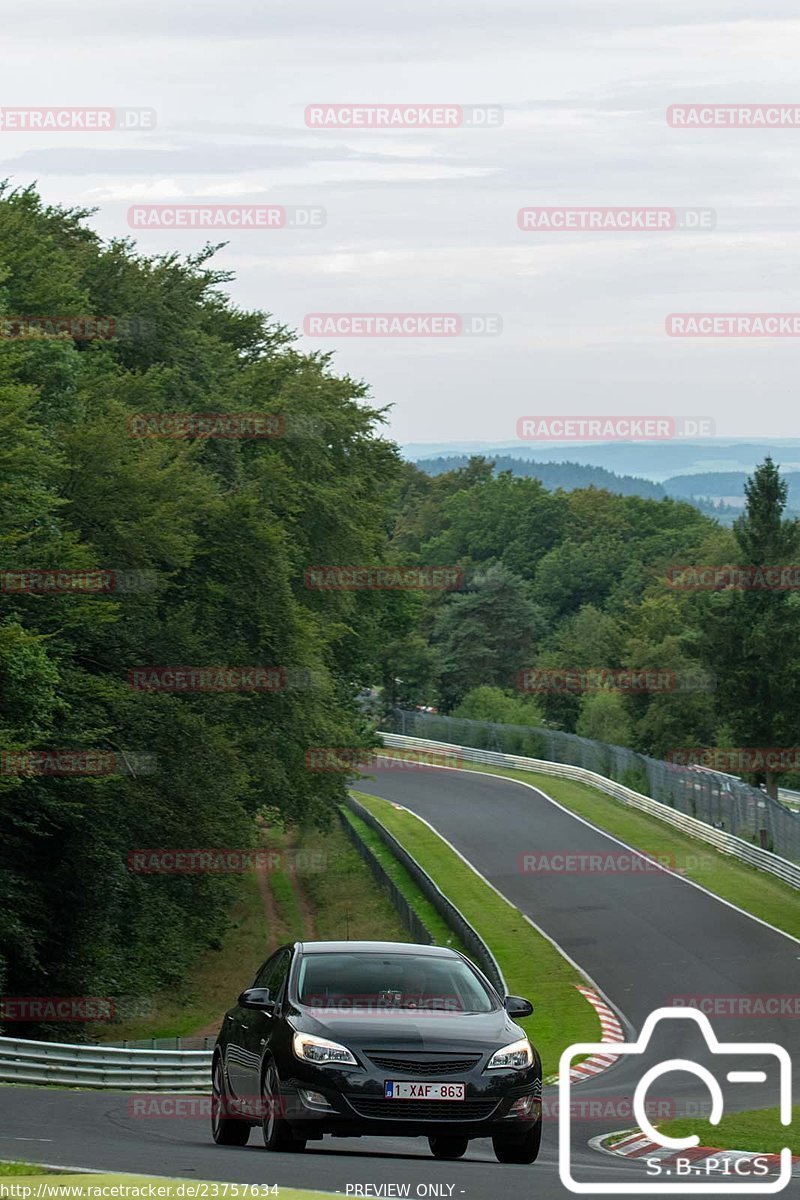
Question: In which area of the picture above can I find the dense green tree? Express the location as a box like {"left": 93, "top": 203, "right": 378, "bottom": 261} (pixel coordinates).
{"left": 430, "top": 565, "right": 545, "bottom": 710}
{"left": 0, "top": 184, "right": 401, "bottom": 1037}
{"left": 417, "top": 468, "right": 568, "bottom": 578}
{"left": 622, "top": 593, "right": 717, "bottom": 759}
{"left": 453, "top": 686, "right": 544, "bottom": 727}
{"left": 697, "top": 458, "right": 800, "bottom": 797}
{"left": 575, "top": 690, "right": 633, "bottom": 746}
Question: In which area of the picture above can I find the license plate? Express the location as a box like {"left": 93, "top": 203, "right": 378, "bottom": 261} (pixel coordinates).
{"left": 384, "top": 1081, "right": 465, "bottom": 1100}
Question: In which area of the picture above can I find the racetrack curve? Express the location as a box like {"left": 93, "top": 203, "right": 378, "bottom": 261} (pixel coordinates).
{"left": 1, "top": 762, "right": 797, "bottom": 1197}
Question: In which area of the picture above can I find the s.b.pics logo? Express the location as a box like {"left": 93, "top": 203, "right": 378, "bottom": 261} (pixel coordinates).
{"left": 559, "top": 1007, "right": 793, "bottom": 1193}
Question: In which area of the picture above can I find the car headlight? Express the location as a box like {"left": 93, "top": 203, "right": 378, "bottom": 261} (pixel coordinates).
{"left": 292, "top": 1031, "right": 358, "bottom": 1067}
{"left": 486, "top": 1038, "right": 533, "bottom": 1070}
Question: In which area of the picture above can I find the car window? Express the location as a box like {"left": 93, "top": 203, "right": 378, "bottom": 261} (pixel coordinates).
{"left": 269, "top": 949, "right": 291, "bottom": 1002}
{"left": 252, "top": 956, "right": 272, "bottom": 989}
{"left": 295, "top": 952, "right": 495, "bottom": 1012}
{"left": 253, "top": 949, "right": 288, "bottom": 992}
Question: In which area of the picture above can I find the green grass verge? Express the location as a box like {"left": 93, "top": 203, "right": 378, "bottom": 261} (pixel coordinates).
{"left": 341, "top": 808, "right": 468, "bottom": 953}
{"left": 0, "top": 1163, "right": 53, "bottom": 1176}
{"left": 654, "top": 1107, "right": 800, "bottom": 1155}
{"left": 293, "top": 819, "right": 410, "bottom": 943}
{"left": 0, "top": 1173, "right": 330, "bottom": 1198}
{"left": 268, "top": 869, "right": 306, "bottom": 941}
{"left": 383, "top": 754, "right": 799, "bottom": 940}
{"left": 350, "top": 790, "right": 600, "bottom": 1075}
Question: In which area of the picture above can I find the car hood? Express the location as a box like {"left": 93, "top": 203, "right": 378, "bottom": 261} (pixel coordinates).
{"left": 290, "top": 1004, "right": 525, "bottom": 1053}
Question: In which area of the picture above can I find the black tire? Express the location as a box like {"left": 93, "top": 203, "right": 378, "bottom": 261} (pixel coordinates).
{"left": 492, "top": 1120, "right": 541, "bottom": 1164}
{"left": 262, "top": 1061, "right": 307, "bottom": 1153}
{"left": 428, "top": 1134, "right": 468, "bottom": 1160}
{"left": 211, "top": 1056, "right": 251, "bottom": 1146}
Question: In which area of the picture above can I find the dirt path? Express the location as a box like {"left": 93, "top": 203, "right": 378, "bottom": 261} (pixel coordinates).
{"left": 289, "top": 846, "right": 318, "bottom": 940}
{"left": 255, "top": 859, "right": 282, "bottom": 948}
{"left": 191, "top": 862, "right": 280, "bottom": 1037}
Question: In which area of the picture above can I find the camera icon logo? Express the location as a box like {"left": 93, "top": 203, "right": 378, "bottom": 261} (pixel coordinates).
{"left": 558, "top": 1006, "right": 793, "bottom": 1194}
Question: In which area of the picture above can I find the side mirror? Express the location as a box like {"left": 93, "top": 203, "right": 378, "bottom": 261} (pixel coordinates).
{"left": 504, "top": 995, "right": 534, "bottom": 1018}
{"left": 238, "top": 987, "right": 275, "bottom": 1013}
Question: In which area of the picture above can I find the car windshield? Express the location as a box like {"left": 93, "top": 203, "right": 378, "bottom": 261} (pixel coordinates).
{"left": 296, "top": 952, "right": 495, "bottom": 1012}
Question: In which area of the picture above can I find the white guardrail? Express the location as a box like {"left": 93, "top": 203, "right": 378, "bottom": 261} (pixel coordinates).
{"left": 779, "top": 786, "right": 800, "bottom": 813}
{"left": 379, "top": 732, "right": 800, "bottom": 890}
{"left": 0, "top": 1036, "right": 211, "bottom": 1089}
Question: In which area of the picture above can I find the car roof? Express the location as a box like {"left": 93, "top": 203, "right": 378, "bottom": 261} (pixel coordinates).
{"left": 296, "top": 940, "right": 460, "bottom": 957}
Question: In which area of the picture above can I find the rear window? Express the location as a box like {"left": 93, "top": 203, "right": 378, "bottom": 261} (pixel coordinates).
{"left": 295, "top": 952, "right": 495, "bottom": 1013}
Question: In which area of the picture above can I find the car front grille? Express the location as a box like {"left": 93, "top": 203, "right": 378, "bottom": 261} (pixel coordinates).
{"left": 366, "top": 1054, "right": 481, "bottom": 1075}
{"left": 348, "top": 1098, "right": 498, "bottom": 1121}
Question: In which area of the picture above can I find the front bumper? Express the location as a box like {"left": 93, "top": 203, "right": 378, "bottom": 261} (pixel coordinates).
{"left": 282, "top": 1062, "right": 542, "bottom": 1137}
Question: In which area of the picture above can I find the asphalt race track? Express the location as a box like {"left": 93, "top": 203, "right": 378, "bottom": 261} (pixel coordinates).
{"left": 1, "top": 763, "right": 798, "bottom": 1198}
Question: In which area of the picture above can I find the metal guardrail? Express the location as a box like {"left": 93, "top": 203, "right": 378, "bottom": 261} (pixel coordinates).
{"left": 339, "top": 807, "right": 434, "bottom": 946}
{"left": 779, "top": 787, "right": 800, "bottom": 812}
{"left": 345, "top": 795, "right": 508, "bottom": 995}
{"left": 0, "top": 1035, "right": 211, "bottom": 1090}
{"left": 103, "top": 1036, "right": 215, "bottom": 1050}
{"left": 378, "top": 733, "right": 800, "bottom": 891}
{"left": 388, "top": 709, "right": 800, "bottom": 865}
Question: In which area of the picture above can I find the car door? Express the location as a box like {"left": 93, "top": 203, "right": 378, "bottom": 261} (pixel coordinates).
{"left": 238, "top": 947, "right": 292, "bottom": 1112}
{"left": 224, "top": 952, "right": 279, "bottom": 1103}
{"left": 222, "top": 980, "right": 257, "bottom": 1104}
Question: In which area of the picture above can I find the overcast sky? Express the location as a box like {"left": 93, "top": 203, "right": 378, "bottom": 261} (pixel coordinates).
{"left": 3, "top": 1, "right": 800, "bottom": 445}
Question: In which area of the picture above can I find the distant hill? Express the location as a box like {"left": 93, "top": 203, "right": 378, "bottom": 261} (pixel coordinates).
{"left": 664, "top": 470, "right": 800, "bottom": 506}
{"left": 412, "top": 455, "right": 743, "bottom": 523}
{"left": 418, "top": 455, "right": 666, "bottom": 499}
{"left": 404, "top": 440, "right": 800, "bottom": 483}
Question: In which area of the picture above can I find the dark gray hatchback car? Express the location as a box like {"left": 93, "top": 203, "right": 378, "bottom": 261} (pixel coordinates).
{"left": 212, "top": 940, "right": 542, "bottom": 1163}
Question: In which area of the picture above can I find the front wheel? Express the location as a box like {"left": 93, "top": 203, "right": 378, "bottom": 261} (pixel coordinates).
{"left": 428, "top": 1134, "right": 468, "bottom": 1160}
{"left": 211, "top": 1057, "right": 251, "bottom": 1146}
{"left": 262, "top": 1062, "right": 306, "bottom": 1153}
{"left": 492, "top": 1120, "right": 541, "bottom": 1164}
